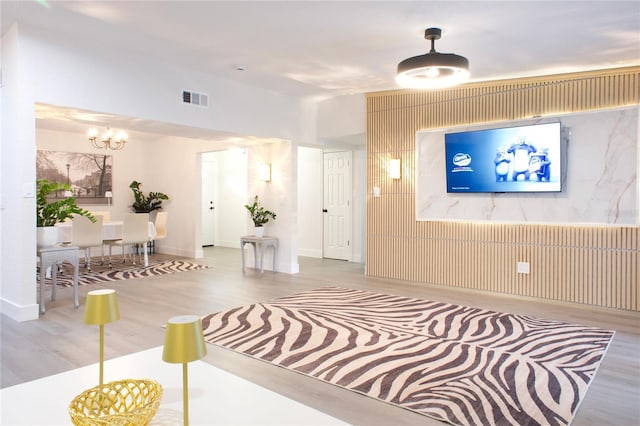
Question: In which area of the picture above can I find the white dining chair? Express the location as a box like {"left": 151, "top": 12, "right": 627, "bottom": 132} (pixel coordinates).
{"left": 71, "top": 215, "right": 104, "bottom": 271}
{"left": 106, "top": 213, "right": 151, "bottom": 267}
{"left": 153, "top": 211, "right": 168, "bottom": 252}
{"left": 89, "top": 211, "right": 111, "bottom": 264}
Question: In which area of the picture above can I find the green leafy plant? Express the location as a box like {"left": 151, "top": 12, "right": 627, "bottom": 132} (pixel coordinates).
{"left": 244, "top": 195, "right": 276, "bottom": 227}
{"left": 36, "top": 179, "right": 94, "bottom": 227}
{"left": 129, "top": 180, "right": 169, "bottom": 213}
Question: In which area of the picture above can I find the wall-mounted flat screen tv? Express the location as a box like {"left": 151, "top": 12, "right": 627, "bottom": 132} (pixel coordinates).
{"left": 445, "top": 122, "right": 562, "bottom": 193}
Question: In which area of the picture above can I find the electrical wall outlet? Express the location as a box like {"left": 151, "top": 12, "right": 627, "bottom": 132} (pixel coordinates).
{"left": 517, "top": 261, "right": 530, "bottom": 274}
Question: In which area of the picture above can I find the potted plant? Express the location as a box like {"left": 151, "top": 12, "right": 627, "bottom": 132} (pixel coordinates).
{"left": 244, "top": 195, "right": 276, "bottom": 237}
{"left": 129, "top": 180, "right": 169, "bottom": 213}
{"left": 36, "top": 179, "right": 94, "bottom": 248}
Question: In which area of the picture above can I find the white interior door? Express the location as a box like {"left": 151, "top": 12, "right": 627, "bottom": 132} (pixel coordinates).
{"left": 201, "top": 154, "right": 217, "bottom": 246}
{"left": 323, "top": 151, "right": 352, "bottom": 260}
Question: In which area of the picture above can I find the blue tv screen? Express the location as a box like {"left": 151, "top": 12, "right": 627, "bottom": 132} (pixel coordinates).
{"left": 445, "top": 122, "right": 562, "bottom": 193}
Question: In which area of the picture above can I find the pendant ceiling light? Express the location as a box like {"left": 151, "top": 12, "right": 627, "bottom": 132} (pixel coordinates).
{"left": 396, "top": 27, "right": 469, "bottom": 90}
{"left": 88, "top": 127, "right": 127, "bottom": 150}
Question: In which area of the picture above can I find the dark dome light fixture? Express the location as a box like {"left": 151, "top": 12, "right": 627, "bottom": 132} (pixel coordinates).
{"left": 396, "top": 27, "right": 469, "bottom": 89}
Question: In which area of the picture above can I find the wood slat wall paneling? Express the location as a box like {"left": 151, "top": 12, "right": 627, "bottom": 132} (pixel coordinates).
{"left": 366, "top": 67, "right": 640, "bottom": 311}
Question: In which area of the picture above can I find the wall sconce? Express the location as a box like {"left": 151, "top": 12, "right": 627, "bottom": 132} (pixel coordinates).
{"left": 259, "top": 163, "right": 272, "bottom": 182}
{"left": 389, "top": 158, "right": 401, "bottom": 179}
{"left": 163, "top": 315, "right": 207, "bottom": 426}
{"left": 105, "top": 191, "right": 113, "bottom": 207}
{"left": 84, "top": 289, "right": 120, "bottom": 385}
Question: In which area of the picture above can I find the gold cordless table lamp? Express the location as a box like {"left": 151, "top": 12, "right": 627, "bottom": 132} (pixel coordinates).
{"left": 162, "top": 315, "right": 207, "bottom": 426}
{"left": 84, "top": 289, "right": 120, "bottom": 385}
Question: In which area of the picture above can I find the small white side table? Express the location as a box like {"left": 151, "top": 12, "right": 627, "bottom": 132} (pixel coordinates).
{"left": 240, "top": 236, "right": 279, "bottom": 273}
{"left": 37, "top": 245, "right": 79, "bottom": 314}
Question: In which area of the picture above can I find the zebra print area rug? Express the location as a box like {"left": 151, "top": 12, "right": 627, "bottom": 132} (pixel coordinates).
{"left": 202, "top": 286, "right": 614, "bottom": 426}
{"left": 41, "top": 259, "right": 210, "bottom": 287}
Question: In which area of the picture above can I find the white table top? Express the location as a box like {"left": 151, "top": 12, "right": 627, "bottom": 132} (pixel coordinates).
{"left": 37, "top": 244, "right": 79, "bottom": 253}
{"left": 241, "top": 235, "right": 278, "bottom": 242}
{"left": 0, "top": 346, "right": 347, "bottom": 425}
{"left": 56, "top": 220, "right": 156, "bottom": 242}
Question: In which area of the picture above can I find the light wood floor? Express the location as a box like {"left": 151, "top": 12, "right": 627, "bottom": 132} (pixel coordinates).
{"left": 2, "top": 247, "right": 639, "bottom": 425}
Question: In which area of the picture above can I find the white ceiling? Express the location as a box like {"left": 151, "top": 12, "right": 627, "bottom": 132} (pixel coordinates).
{"left": 2, "top": 1, "right": 639, "bottom": 143}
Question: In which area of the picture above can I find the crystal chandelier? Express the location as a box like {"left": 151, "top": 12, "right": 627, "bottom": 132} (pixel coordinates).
{"left": 88, "top": 127, "right": 127, "bottom": 150}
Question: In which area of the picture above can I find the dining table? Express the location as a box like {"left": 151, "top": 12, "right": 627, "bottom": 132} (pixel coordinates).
{"left": 55, "top": 220, "right": 157, "bottom": 267}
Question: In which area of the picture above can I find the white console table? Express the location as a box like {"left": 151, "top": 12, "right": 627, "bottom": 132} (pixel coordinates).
{"left": 37, "top": 245, "right": 79, "bottom": 314}
{"left": 241, "top": 236, "right": 279, "bottom": 273}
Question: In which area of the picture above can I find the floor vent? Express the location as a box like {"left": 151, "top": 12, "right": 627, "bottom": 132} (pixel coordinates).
{"left": 182, "top": 90, "right": 209, "bottom": 107}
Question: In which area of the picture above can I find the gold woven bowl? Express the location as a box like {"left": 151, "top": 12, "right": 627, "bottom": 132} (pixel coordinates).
{"left": 69, "top": 379, "right": 163, "bottom": 426}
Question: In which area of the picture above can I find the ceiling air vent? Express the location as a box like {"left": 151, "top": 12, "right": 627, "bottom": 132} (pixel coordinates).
{"left": 182, "top": 90, "right": 209, "bottom": 107}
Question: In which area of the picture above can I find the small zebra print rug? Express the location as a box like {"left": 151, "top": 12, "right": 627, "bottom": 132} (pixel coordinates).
{"left": 41, "top": 259, "right": 210, "bottom": 287}
{"left": 202, "top": 286, "right": 614, "bottom": 426}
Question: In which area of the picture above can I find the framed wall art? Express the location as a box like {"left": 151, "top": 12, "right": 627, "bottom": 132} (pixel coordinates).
{"left": 36, "top": 150, "right": 113, "bottom": 205}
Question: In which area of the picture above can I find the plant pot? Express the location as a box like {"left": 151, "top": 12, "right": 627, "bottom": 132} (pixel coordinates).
{"left": 37, "top": 226, "right": 58, "bottom": 249}
{"left": 254, "top": 226, "right": 265, "bottom": 237}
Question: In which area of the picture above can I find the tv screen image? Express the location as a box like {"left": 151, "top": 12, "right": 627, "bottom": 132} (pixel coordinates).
{"left": 445, "top": 122, "right": 562, "bottom": 193}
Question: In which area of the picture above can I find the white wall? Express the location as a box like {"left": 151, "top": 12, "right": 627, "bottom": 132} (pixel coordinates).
{"left": 36, "top": 128, "right": 148, "bottom": 218}
{"left": 23, "top": 24, "right": 308, "bottom": 142}
{"left": 143, "top": 135, "right": 208, "bottom": 258}
{"left": 247, "top": 141, "right": 299, "bottom": 273}
{"left": 210, "top": 150, "right": 248, "bottom": 248}
{"left": 317, "top": 94, "right": 366, "bottom": 141}
{"left": 297, "top": 147, "right": 324, "bottom": 257}
{"left": 1, "top": 25, "right": 40, "bottom": 321}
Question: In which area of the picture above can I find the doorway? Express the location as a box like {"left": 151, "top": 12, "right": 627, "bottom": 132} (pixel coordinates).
{"left": 323, "top": 151, "right": 353, "bottom": 261}
{"left": 201, "top": 153, "right": 217, "bottom": 246}
{"left": 200, "top": 150, "right": 248, "bottom": 248}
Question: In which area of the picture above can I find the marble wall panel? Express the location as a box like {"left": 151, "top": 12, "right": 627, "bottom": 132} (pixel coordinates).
{"left": 416, "top": 107, "right": 638, "bottom": 225}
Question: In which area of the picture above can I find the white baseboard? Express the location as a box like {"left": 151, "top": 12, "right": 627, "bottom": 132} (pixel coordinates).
{"left": 155, "top": 245, "right": 200, "bottom": 258}
{"left": 297, "top": 248, "right": 322, "bottom": 258}
{"left": 215, "top": 240, "right": 242, "bottom": 248}
{"left": 1, "top": 298, "right": 39, "bottom": 322}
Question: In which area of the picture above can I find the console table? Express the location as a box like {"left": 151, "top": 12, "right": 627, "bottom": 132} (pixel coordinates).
{"left": 37, "top": 245, "right": 79, "bottom": 314}
{"left": 240, "top": 236, "right": 278, "bottom": 273}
